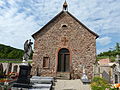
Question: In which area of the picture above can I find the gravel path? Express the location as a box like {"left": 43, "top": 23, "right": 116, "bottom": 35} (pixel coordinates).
{"left": 54, "top": 79, "right": 91, "bottom": 90}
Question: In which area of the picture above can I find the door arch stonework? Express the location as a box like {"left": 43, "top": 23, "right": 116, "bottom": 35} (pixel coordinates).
{"left": 57, "top": 48, "right": 70, "bottom": 72}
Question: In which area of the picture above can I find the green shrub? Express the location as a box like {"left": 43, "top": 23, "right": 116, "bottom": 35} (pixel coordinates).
{"left": 91, "top": 77, "right": 110, "bottom": 90}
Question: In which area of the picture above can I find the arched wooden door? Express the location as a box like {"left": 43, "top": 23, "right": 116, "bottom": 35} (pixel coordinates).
{"left": 57, "top": 48, "right": 70, "bottom": 72}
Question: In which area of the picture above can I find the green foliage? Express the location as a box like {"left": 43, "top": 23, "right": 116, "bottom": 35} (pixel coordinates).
{"left": 97, "top": 51, "right": 116, "bottom": 62}
{"left": 97, "top": 42, "right": 120, "bottom": 62}
{"left": 115, "top": 43, "right": 120, "bottom": 51}
{"left": 0, "top": 60, "right": 32, "bottom": 63}
{"left": 98, "top": 50, "right": 118, "bottom": 57}
{"left": 0, "top": 61, "right": 22, "bottom": 63}
{"left": 0, "top": 44, "right": 24, "bottom": 59}
{"left": 91, "top": 77, "right": 110, "bottom": 90}
{"left": 110, "top": 88, "right": 118, "bottom": 90}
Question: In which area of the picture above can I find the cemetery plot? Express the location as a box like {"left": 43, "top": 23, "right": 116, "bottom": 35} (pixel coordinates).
{"left": 29, "top": 76, "right": 55, "bottom": 90}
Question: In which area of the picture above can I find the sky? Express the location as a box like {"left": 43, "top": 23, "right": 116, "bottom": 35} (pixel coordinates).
{"left": 0, "top": 0, "right": 120, "bottom": 54}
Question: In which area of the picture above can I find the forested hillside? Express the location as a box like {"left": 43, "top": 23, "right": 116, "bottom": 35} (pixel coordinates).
{"left": 0, "top": 42, "right": 119, "bottom": 61}
{"left": 97, "top": 50, "right": 116, "bottom": 62}
{"left": 97, "top": 43, "right": 120, "bottom": 62}
{"left": 98, "top": 50, "right": 119, "bottom": 57}
{"left": 0, "top": 44, "right": 24, "bottom": 59}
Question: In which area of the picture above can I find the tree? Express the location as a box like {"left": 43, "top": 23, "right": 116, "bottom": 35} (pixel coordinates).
{"left": 97, "top": 43, "right": 120, "bottom": 62}
{"left": 0, "top": 44, "right": 24, "bottom": 59}
{"left": 115, "top": 43, "right": 120, "bottom": 54}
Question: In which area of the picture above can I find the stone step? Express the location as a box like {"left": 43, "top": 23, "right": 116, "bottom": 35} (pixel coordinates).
{"left": 56, "top": 72, "right": 70, "bottom": 80}
{"left": 56, "top": 76, "right": 69, "bottom": 80}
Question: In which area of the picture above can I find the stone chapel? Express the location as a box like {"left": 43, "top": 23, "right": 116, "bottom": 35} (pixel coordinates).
{"left": 31, "top": 1, "right": 99, "bottom": 79}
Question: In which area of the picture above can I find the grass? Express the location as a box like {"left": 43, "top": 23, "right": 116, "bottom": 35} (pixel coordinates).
{"left": 0, "top": 60, "right": 32, "bottom": 63}
{"left": 97, "top": 56, "right": 109, "bottom": 59}
{"left": 97, "top": 56, "right": 116, "bottom": 62}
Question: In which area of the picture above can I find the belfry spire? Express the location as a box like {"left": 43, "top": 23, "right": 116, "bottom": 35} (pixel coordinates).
{"left": 63, "top": 0, "right": 68, "bottom": 11}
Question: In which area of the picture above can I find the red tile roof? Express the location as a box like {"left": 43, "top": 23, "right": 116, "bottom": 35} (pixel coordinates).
{"left": 98, "top": 58, "right": 110, "bottom": 65}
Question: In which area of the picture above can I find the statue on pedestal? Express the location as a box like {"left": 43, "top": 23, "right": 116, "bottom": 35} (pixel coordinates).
{"left": 23, "top": 39, "right": 33, "bottom": 61}
{"left": 13, "top": 39, "right": 33, "bottom": 88}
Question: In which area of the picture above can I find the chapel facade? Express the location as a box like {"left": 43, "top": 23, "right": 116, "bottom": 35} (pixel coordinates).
{"left": 31, "top": 2, "right": 98, "bottom": 79}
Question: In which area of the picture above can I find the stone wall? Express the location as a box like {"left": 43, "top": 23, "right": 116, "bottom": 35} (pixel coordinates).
{"left": 32, "top": 11, "right": 97, "bottom": 79}
{"left": 0, "top": 63, "right": 21, "bottom": 74}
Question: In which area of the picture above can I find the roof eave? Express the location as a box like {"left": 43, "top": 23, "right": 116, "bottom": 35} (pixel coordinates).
{"left": 32, "top": 11, "right": 99, "bottom": 39}
{"left": 67, "top": 12, "right": 99, "bottom": 39}
{"left": 32, "top": 11, "right": 65, "bottom": 39}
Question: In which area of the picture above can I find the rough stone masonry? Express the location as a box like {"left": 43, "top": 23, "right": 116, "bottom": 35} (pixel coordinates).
{"left": 31, "top": 4, "right": 98, "bottom": 80}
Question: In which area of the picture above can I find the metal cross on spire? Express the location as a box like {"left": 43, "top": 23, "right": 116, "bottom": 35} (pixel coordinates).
{"left": 63, "top": 0, "right": 68, "bottom": 11}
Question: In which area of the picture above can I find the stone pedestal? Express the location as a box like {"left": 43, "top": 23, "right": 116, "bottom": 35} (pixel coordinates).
{"left": 81, "top": 73, "right": 90, "bottom": 84}
{"left": 13, "top": 64, "right": 32, "bottom": 88}
{"left": 81, "top": 66, "right": 90, "bottom": 84}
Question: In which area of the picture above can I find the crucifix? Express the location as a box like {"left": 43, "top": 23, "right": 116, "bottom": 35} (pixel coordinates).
{"left": 61, "top": 37, "right": 68, "bottom": 46}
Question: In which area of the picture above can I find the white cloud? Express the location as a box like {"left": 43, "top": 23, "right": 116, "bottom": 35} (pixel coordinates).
{"left": 97, "top": 37, "right": 112, "bottom": 46}
{"left": 0, "top": 0, "right": 5, "bottom": 6}
{"left": 0, "top": 0, "right": 120, "bottom": 54}
{"left": 0, "top": 0, "right": 40, "bottom": 49}
{"left": 97, "top": 48, "right": 109, "bottom": 54}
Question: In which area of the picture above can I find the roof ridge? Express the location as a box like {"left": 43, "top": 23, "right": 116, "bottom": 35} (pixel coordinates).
{"left": 32, "top": 11, "right": 99, "bottom": 39}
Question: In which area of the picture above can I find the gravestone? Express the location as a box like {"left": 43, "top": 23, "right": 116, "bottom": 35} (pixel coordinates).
{"left": 31, "top": 76, "right": 54, "bottom": 84}
{"left": 13, "top": 64, "right": 32, "bottom": 88}
{"left": 102, "top": 71, "right": 110, "bottom": 82}
{"left": 31, "top": 84, "right": 52, "bottom": 89}
{"left": 7, "top": 63, "right": 12, "bottom": 74}
{"left": 29, "top": 76, "right": 54, "bottom": 90}
{"left": 13, "top": 65, "right": 18, "bottom": 73}
{"left": 16, "top": 64, "right": 32, "bottom": 84}
{"left": 12, "top": 39, "right": 33, "bottom": 89}
{"left": 0, "top": 63, "right": 4, "bottom": 78}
